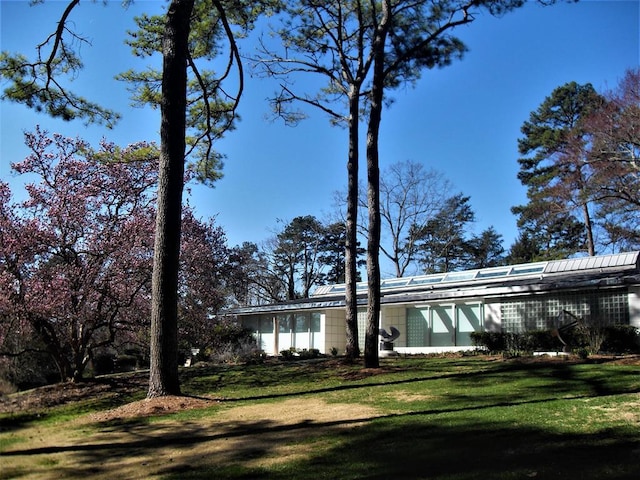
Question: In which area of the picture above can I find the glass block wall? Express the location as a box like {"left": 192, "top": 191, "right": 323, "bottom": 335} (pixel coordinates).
{"left": 500, "top": 289, "right": 629, "bottom": 333}
{"left": 357, "top": 309, "right": 368, "bottom": 351}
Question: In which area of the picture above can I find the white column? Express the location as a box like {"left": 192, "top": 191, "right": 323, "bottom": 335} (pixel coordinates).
{"left": 628, "top": 287, "right": 640, "bottom": 329}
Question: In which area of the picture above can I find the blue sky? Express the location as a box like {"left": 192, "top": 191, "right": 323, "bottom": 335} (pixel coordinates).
{"left": 1, "top": 0, "right": 639, "bottom": 277}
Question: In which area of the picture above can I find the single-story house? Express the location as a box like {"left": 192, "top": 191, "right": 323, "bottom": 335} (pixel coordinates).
{"left": 233, "top": 251, "right": 640, "bottom": 355}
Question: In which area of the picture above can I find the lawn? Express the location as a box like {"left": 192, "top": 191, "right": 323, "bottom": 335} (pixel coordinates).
{"left": 1, "top": 355, "right": 639, "bottom": 479}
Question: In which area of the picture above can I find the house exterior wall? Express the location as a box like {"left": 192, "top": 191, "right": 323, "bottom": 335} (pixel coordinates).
{"left": 484, "top": 301, "right": 502, "bottom": 332}
{"left": 374, "top": 288, "right": 635, "bottom": 355}
{"left": 629, "top": 286, "right": 640, "bottom": 329}
{"left": 499, "top": 288, "right": 630, "bottom": 333}
{"left": 240, "top": 287, "right": 638, "bottom": 356}
{"left": 235, "top": 253, "right": 640, "bottom": 356}
{"left": 381, "top": 306, "right": 406, "bottom": 348}
{"left": 324, "top": 309, "right": 346, "bottom": 354}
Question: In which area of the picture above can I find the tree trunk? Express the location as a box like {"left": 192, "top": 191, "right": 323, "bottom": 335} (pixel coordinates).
{"left": 148, "top": 0, "right": 194, "bottom": 398}
{"left": 53, "top": 351, "right": 74, "bottom": 383}
{"left": 582, "top": 202, "right": 595, "bottom": 256}
{"left": 363, "top": 1, "right": 391, "bottom": 369}
{"left": 344, "top": 88, "right": 360, "bottom": 360}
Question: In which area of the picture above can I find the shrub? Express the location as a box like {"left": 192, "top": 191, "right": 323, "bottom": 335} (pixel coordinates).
{"left": 556, "top": 327, "right": 588, "bottom": 351}
{"left": 211, "top": 337, "right": 263, "bottom": 364}
{"left": 209, "top": 318, "right": 256, "bottom": 352}
{"left": 2, "top": 351, "right": 60, "bottom": 390}
{"left": 92, "top": 353, "right": 116, "bottom": 376}
{"left": 601, "top": 325, "right": 640, "bottom": 353}
{"left": 574, "top": 317, "right": 608, "bottom": 354}
{"left": 280, "top": 348, "right": 296, "bottom": 360}
{"left": 0, "top": 376, "right": 17, "bottom": 396}
{"left": 526, "top": 330, "right": 558, "bottom": 351}
{"left": 471, "top": 325, "right": 640, "bottom": 356}
{"left": 298, "top": 348, "right": 321, "bottom": 359}
{"left": 115, "top": 354, "right": 138, "bottom": 372}
{"left": 503, "top": 332, "right": 532, "bottom": 357}
{"left": 471, "top": 331, "right": 505, "bottom": 353}
{"left": 576, "top": 347, "right": 590, "bottom": 359}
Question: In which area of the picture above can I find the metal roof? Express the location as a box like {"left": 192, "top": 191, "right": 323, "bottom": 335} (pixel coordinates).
{"left": 232, "top": 251, "right": 640, "bottom": 315}
{"left": 544, "top": 251, "right": 639, "bottom": 273}
{"left": 312, "top": 252, "right": 640, "bottom": 298}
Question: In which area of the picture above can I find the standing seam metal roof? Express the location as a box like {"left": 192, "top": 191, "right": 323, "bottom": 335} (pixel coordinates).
{"left": 231, "top": 252, "right": 640, "bottom": 315}
{"left": 311, "top": 251, "right": 640, "bottom": 297}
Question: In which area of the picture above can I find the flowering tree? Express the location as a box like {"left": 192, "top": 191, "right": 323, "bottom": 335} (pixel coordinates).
{"left": 0, "top": 0, "right": 277, "bottom": 396}
{"left": 0, "top": 128, "right": 158, "bottom": 382}
{"left": 0, "top": 128, "right": 234, "bottom": 383}
{"left": 177, "top": 207, "right": 231, "bottom": 353}
{"left": 0, "top": 180, "right": 47, "bottom": 384}
{"left": 587, "top": 68, "right": 640, "bottom": 251}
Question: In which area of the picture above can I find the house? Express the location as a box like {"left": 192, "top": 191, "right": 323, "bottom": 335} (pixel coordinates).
{"left": 233, "top": 251, "right": 640, "bottom": 355}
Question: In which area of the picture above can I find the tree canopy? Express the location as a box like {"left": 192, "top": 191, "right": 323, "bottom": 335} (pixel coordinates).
{"left": 0, "top": 0, "right": 272, "bottom": 396}
{"left": 0, "top": 129, "right": 234, "bottom": 383}
{"left": 512, "top": 70, "right": 640, "bottom": 258}
{"left": 257, "top": 0, "right": 550, "bottom": 368}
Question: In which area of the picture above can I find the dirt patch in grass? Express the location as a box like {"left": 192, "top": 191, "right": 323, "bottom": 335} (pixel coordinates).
{"left": 387, "top": 391, "right": 437, "bottom": 403}
{"left": 87, "top": 394, "right": 381, "bottom": 425}
{"left": 591, "top": 397, "right": 640, "bottom": 424}
{"left": 217, "top": 397, "right": 380, "bottom": 425}
{"left": 87, "top": 395, "right": 217, "bottom": 423}
{"left": 0, "top": 372, "right": 149, "bottom": 415}
{"left": 2, "top": 396, "right": 382, "bottom": 479}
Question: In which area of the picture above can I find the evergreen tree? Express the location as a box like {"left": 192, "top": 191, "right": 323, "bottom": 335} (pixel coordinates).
{"left": 467, "top": 226, "right": 505, "bottom": 269}
{"left": 259, "top": 0, "right": 552, "bottom": 368}
{"left": 318, "top": 222, "right": 365, "bottom": 285}
{"left": 514, "top": 81, "right": 604, "bottom": 258}
{"left": 416, "top": 194, "right": 475, "bottom": 273}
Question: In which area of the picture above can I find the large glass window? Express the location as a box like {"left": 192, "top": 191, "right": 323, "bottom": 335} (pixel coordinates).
{"left": 259, "top": 317, "right": 274, "bottom": 333}
{"left": 431, "top": 306, "right": 454, "bottom": 346}
{"left": 247, "top": 315, "right": 276, "bottom": 354}
{"left": 311, "top": 313, "right": 321, "bottom": 333}
{"left": 457, "top": 304, "right": 482, "bottom": 346}
{"left": 406, "top": 304, "right": 482, "bottom": 347}
{"left": 295, "top": 314, "right": 309, "bottom": 333}
{"left": 278, "top": 314, "right": 293, "bottom": 351}
{"left": 275, "top": 311, "right": 323, "bottom": 351}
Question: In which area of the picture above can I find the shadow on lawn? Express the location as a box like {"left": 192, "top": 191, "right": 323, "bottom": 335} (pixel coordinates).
{"left": 209, "top": 359, "right": 640, "bottom": 405}
{"left": 3, "top": 360, "right": 639, "bottom": 479}
{"left": 2, "top": 413, "right": 639, "bottom": 480}
{"left": 3, "top": 385, "right": 640, "bottom": 479}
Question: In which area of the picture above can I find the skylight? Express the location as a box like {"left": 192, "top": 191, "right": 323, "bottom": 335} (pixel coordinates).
{"left": 310, "top": 252, "right": 639, "bottom": 297}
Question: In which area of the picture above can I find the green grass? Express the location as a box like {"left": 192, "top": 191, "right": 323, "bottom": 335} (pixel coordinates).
{"left": 2, "top": 355, "right": 640, "bottom": 479}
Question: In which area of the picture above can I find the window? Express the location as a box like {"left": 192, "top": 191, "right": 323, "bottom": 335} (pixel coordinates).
{"left": 406, "top": 304, "right": 482, "bottom": 347}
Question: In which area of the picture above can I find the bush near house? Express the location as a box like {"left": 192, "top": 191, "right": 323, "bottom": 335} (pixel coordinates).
{"left": 471, "top": 326, "right": 640, "bottom": 356}
{"left": 601, "top": 325, "right": 640, "bottom": 353}
{"left": 280, "top": 347, "right": 321, "bottom": 360}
